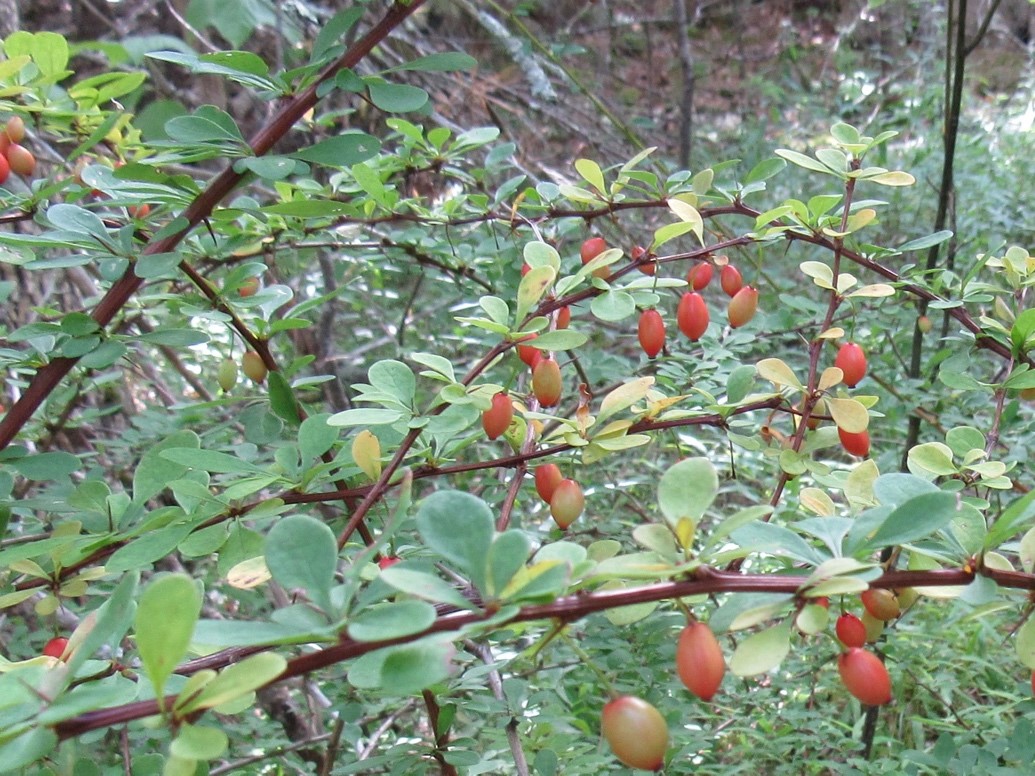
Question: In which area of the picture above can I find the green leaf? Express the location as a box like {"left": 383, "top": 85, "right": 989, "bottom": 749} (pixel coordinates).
{"left": 366, "top": 80, "right": 429, "bottom": 113}
{"left": 292, "top": 133, "right": 382, "bottom": 167}
{"left": 170, "top": 723, "right": 228, "bottom": 760}
{"left": 0, "top": 727, "right": 59, "bottom": 771}
{"left": 865, "top": 492, "right": 959, "bottom": 548}
{"left": 326, "top": 408, "right": 405, "bottom": 427}
{"left": 347, "top": 600, "right": 437, "bottom": 642}
{"left": 133, "top": 431, "right": 199, "bottom": 503}
{"left": 486, "top": 530, "right": 531, "bottom": 598}
{"left": 1017, "top": 617, "right": 1035, "bottom": 670}
{"left": 729, "top": 621, "right": 792, "bottom": 677}
{"left": 178, "top": 652, "right": 287, "bottom": 714}
{"left": 776, "top": 148, "right": 843, "bottom": 176}
{"left": 658, "top": 458, "right": 718, "bottom": 530}
{"left": 906, "top": 443, "right": 957, "bottom": 479}
{"left": 46, "top": 204, "right": 111, "bottom": 242}
{"left": 574, "top": 158, "right": 606, "bottom": 194}
{"left": 7, "top": 451, "right": 80, "bottom": 481}
{"left": 265, "top": 516, "right": 337, "bottom": 614}
{"left": 379, "top": 566, "right": 476, "bottom": 609}
{"left": 135, "top": 573, "right": 202, "bottom": 702}
{"left": 348, "top": 635, "right": 455, "bottom": 694}
{"left": 416, "top": 491, "right": 494, "bottom": 593}
{"left": 267, "top": 371, "right": 301, "bottom": 425}
{"left": 165, "top": 106, "right": 246, "bottom": 147}
{"left": 159, "top": 448, "right": 265, "bottom": 474}
{"left": 590, "top": 290, "right": 636, "bottom": 322}
{"left": 234, "top": 156, "right": 299, "bottom": 180}
{"left": 388, "top": 51, "right": 477, "bottom": 73}
{"left": 898, "top": 230, "right": 953, "bottom": 252}
{"left": 527, "top": 329, "right": 587, "bottom": 351}
{"left": 516, "top": 265, "right": 556, "bottom": 322}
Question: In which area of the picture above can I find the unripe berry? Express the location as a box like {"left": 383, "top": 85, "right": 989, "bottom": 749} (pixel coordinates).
{"left": 860, "top": 609, "right": 885, "bottom": 643}
{"left": 242, "top": 351, "right": 268, "bottom": 384}
{"left": 720, "top": 264, "right": 743, "bottom": 296}
{"left": 727, "top": 286, "right": 758, "bottom": 328}
{"left": 532, "top": 357, "right": 562, "bottom": 407}
{"left": 677, "top": 292, "right": 709, "bottom": 341}
{"left": 861, "top": 588, "right": 900, "bottom": 621}
{"left": 638, "top": 309, "right": 665, "bottom": 358}
{"left": 687, "top": 262, "right": 713, "bottom": 290}
{"left": 834, "top": 342, "right": 867, "bottom": 388}
{"left": 676, "top": 622, "right": 726, "bottom": 701}
{"left": 550, "top": 478, "right": 584, "bottom": 528}
{"left": 6, "top": 143, "right": 35, "bottom": 176}
{"left": 216, "top": 358, "right": 238, "bottom": 393}
{"left": 837, "top": 648, "right": 892, "bottom": 706}
{"left": 42, "top": 636, "right": 68, "bottom": 660}
{"left": 601, "top": 696, "right": 668, "bottom": 771}
{"left": 534, "top": 463, "right": 563, "bottom": 503}
{"left": 838, "top": 427, "right": 870, "bottom": 457}
{"left": 5, "top": 116, "right": 25, "bottom": 143}
{"left": 835, "top": 613, "right": 867, "bottom": 648}
{"left": 516, "top": 334, "right": 540, "bottom": 368}
{"left": 917, "top": 315, "right": 933, "bottom": 333}
{"left": 481, "top": 391, "right": 513, "bottom": 440}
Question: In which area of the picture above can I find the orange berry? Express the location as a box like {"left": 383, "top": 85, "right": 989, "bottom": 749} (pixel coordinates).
{"left": 6, "top": 143, "right": 35, "bottom": 177}
{"left": 481, "top": 391, "right": 513, "bottom": 440}
{"left": 675, "top": 622, "right": 726, "bottom": 701}
{"left": 238, "top": 277, "right": 260, "bottom": 297}
{"left": 556, "top": 306, "right": 571, "bottom": 329}
{"left": 580, "top": 236, "right": 610, "bottom": 279}
{"left": 720, "top": 264, "right": 743, "bottom": 296}
{"left": 835, "top": 613, "right": 867, "bottom": 648}
{"left": 860, "top": 588, "right": 900, "bottom": 621}
{"left": 5, "top": 116, "right": 25, "bottom": 143}
{"left": 677, "top": 292, "right": 709, "bottom": 341}
{"left": 687, "top": 262, "right": 713, "bottom": 291}
{"left": 727, "top": 286, "right": 758, "bottom": 328}
{"left": 834, "top": 342, "right": 867, "bottom": 387}
{"left": 632, "top": 245, "right": 656, "bottom": 275}
{"left": 42, "top": 636, "right": 68, "bottom": 660}
{"left": 838, "top": 648, "right": 892, "bottom": 706}
{"left": 516, "top": 334, "right": 540, "bottom": 368}
{"left": 549, "top": 478, "right": 584, "bottom": 528}
{"left": 127, "top": 203, "right": 150, "bottom": 219}
{"left": 601, "top": 696, "right": 668, "bottom": 771}
{"left": 532, "top": 357, "right": 562, "bottom": 407}
{"left": 838, "top": 427, "right": 870, "bottom": 457}
{"left": 534, "top": 463, "right": 563, "bottom": 503}
{"left": 638, "top": 309, "right": 665, "bottom": 358}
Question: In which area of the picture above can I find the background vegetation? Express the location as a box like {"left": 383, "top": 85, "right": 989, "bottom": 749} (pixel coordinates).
{"left": 3, "top": 0, "right": 1035, "bottom": 773}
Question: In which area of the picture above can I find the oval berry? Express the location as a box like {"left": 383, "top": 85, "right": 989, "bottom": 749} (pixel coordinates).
{"left": 720, "top": 264, "right": 743, "bottom": 296}
{"left": 838, "top": 648, "right": 892, "bottom": 706}
{"left": 5, "top": 116, "right": 25, "bottom": 143}
{"left": 550, "top": 478, "right": 584, "bottom": 528}
{"left": 677, "top": 292, "right": 709, "bottom": 341}
{"left": 838, "top": 427, "right": 870, "bottom": 457}
{"left": 835, "top": 342, "right": 867, "bottom": 388}
{"left": 0, "top": 152, "right": 10, "bottom": 185}
{"left": 534, "top": 463, "right": 563, "bottom": 503}
{"left": 632, "top": 245, "right": 656, "bottom": 275}
{"left": 532, "top": 357, "right": 562, "bottom": 407}
{"left": 238, "top": 277, "right": 260, "bottom": 298}
{"left": 481, "top": 391, "right": 513, "bottom": 440}
{"left": 638, "top": 309, "right": 665, "bottom": 358}
{"left": 241, "top": 351, "right": 268, "bottom": 384}
{"left": 687, "top": 262, "right": 713, "bottom": 291}
{"left": 6, "top": 143, "right": 36, "bottom": 177}
{"left": 516, "top": 334, "right": 540, "bottom": 368}
{"left": 216, "top": 358, "right": 238, "bottom": 393}
{"left": 727, "top": 286, "right": 758, "bottom": 328}
{"left": 675, "top": 622, "right": 726, "bottom": 701}
{"left": 861, "top": 588, "right": 900, "bottom": 621}
{"left": 556, "top": 306, "right": 571, "bottom": 329}
{"left": 601, "top": 696, "right": 668, "bottom": 771}
{"left": 580, "top": 236, "right": 606, "bottom": 264}
{"left": 835, "top": 613, "right": 867, "bottom": 649}
{"left": 42, "top": 636, "right": 68, "bottom": 660}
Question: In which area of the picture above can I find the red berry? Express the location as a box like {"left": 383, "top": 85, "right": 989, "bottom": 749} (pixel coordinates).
{"left": 676, "top": 622, "right": 726, "bottom": 701}
{"left": 838, "top": 427, "right": 870, "bottom": 457}
{"left": 720, "top": 264, "right": 743, "bottom": 296}
{"left": 516, "top": 334, "right": 540, "bottom": 368}
{"left": 838, "top": 648, "right": 892, "bottom": 706}
{"left": 860, "top": 589, "right": 900, "bottom": 621}
{"left": 727, "top": 286, "right": 758, "bottom": 328}
{"left": 580, "top": 237, "right": 607, "bottom": 264}
{"left": 835, "top": 342, "right": 867, "bottom": 387}
{"left": 238, "top": 277, "right": 260, "bottom": 297}
{"left": 532, "top": 357, "right": 562, "bottom": 407}
{"left": 128, "top": 203, "right": 151, "bottom": 219}
{"left": 638, "top": 309, "right": 665, "bottom": 358}
{"left": 534, "top": 463, "right": 563, "bottom": 503}
{"left": 687, "top": 262, "right": 713, "bottom": 291}
{"left": 632, "top": 245, "right": 656, "bottom": 275}
{"left": 521, "top": 262, "right": 532, "bottom": 276}
{"left": 835, "top": 613, "right": 867, "bottom": 648}
{"left": 550, "top": 478, "right": 584, "bottom": 528}
{"left": 481, "top": 391, "right": 514, "bottom": 440}
{"left": 0, "top": 153, "right": 9, "bottom": 185}
{"left": 677, "top": 292, "right": 709, "bottom": 341}
{"left": 377, "top": 556, "right": 401, "bottom": 570}
{"left": 6, "top": 143, "right": 36, "bottom": 177}
{"left": 601, "top": 696, "right": 668, "bottom": 771}
{"left": 556, "top": 306, "right": 571, "bottom": 329}
{"left": 43, "top": 637, "right": 68, "bottom": 660}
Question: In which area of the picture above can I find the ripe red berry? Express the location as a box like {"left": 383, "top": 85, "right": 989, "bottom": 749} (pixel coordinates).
{"left": 377, "top": 556, "right": 401, "bottom": 570}
{"left": 481, "top": 391, "right": 513, "bottom": 440}
{"left": 521, "top": 262, "right": 532, "bottom": 276}
{"left": 632, "top": 245, "right": 656, "bottom": 275}
{"left": 238, "top": 277, "right": 260, "bottom": 298}
{"left": 638, "top": 309, "right": 665, "bottom": 358}
{"left": 837, "top": 648, "right": 892, "bottom": 706}
{"left": 675, "top": 622, "right": 726, "bottom": 701}
{"left": 556, "top": 306, "right": 571, "bottom": 329}
{"left": 43, "top": 637, "right": 68, "bottom": 660}
{"left": 727, "top": 286, "right": 758, "bottom": 328}
{"left": 580, "top": 237, "right": 606, "bottom": 264}
{"left": 550, "top": 478, "right": 584, "bottom": 528}
{"left": 835, "top": 342, "right": 867, "bottom": 387}
{"left": 601, "top": 696, "right": 668, "bottom": 771}
{"left": 0, "top": 153, "right": 10, "bottom": 185}
{"left": 687, "top": 262, "right": 713, "bottom": 291}
{"left": 516, "top": 334, "right": 540, "bottom": 368}
{"left": 6, "top": 143, "right": 36, "bottom": 177}
{"left": 534, "top": 463, "right": 563, "bottom": 503}
{"left": 532, "top": 357, "right": 562, "bottom": 407}
{"left": 860, "top": 588, "right": 900, "bottom": 621}
{"left": 677, "top": 292, "right": 709, "bottom": 341}
{"left": 838, "top": 427, "right": 870, "bottom": 457}
{"left": 720, "top": 264, "right": 743, "bottom": 296}
{"left": 127, "top": 203, "right": 150, "bottom": 219}
{"left": 835, "top": 613, "right": 867, "bottom": 648}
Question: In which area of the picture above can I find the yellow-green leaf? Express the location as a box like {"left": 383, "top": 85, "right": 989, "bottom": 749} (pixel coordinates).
{"left": 826, "top": 397, "right": 869, "bottom": 433}
{"left": 598, "top": 377, "right": 655, "bottom": 424}
{"left": 352, "top": 429, "right": 382, "bottom": 481}
{"left": 756, "top": 358, "right": 802, "bottom": 389}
